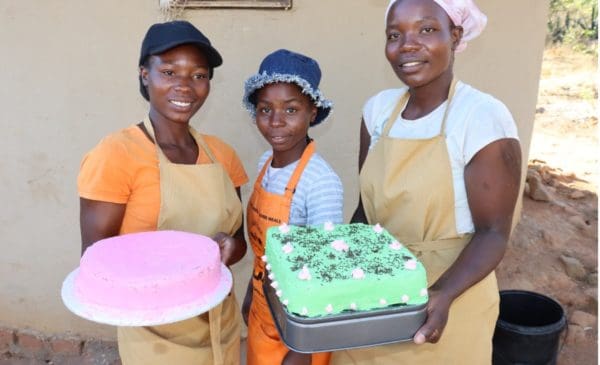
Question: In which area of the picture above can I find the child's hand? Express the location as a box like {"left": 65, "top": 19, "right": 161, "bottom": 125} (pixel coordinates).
{"left": 282, "top": 350, "right": 311, "bottom": 365}
{"left": 212, "top": 232, "right": 237, "bottom": 266}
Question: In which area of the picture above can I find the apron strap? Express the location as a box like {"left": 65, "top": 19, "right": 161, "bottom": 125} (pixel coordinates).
{"left": 405, "top": 235, "right": 471, "bottom": 253}
{"left": 284, "top": 141, "right": 316, "bottom": 200}
{"left": 254, "top": 155, "right": 272, "bottom": 191}
{"left": 142, "top": 117, "right": 216, "bottom": 163}
{"left": 439, "top": 79, "right": 458, "bottom": 136}
{"left": 208, "top": 304, "right": 224, "bottom": 365}
{"left": 405, "top": 235, "right": 472, "bottom": 286}
{"left": 253, "top": 141, "right": 317, "bottom": 201}
{"left": 143, "top": 116, "right": 227, "bottom": 363}
{"left": 383, "top": 93, "right": 409, "bottom": 136}
{"left": 142, "top": 117, "right": 158, "bottom": 143}
{"left": 189, "top": 127, "right": 217, "bottom": 163}
{"left": 383, "top": 79, "right": 459, "bottom": 137}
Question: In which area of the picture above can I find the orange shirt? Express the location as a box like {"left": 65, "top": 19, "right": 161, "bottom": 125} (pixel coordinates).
{"left": 78, "top": 125, "right": 248, "bottom": 234}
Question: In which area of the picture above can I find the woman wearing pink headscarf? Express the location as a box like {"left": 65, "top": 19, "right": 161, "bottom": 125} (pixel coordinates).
{"left": 331, "top": 0, "right": 522, "bottom": 363}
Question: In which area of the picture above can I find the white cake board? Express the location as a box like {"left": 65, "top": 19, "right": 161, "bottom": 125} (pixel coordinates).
{"left": 61, "top": 264, "right": 232, "bottom": 327}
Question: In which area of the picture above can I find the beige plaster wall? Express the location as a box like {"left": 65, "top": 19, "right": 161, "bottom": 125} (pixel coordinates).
{"left": 0, "top": 0, "right": 548, "bottom": 339}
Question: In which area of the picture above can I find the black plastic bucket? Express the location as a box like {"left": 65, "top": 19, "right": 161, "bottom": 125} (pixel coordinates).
{"left": 492, "top": 290, "right": 567, "bottom": 365}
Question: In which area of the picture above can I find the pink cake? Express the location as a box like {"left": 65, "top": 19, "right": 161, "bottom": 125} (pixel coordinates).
{"left": 75, "top": 230, "right": 222, "bottom": 310}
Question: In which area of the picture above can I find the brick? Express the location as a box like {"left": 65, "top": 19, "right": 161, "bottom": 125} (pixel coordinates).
{"left": 49, "top": 336, "right": 83, "bottom": 356}
{"left": 0, "top": 359, "right": 48, "bottom": 365}
{"left": 50, "top": 354, "right": 87, "bottom": 365}
{"left": 15, "top": 331, "right": 48, "bottom": 361}
{"left": 82, "top": 340, "right": 120, "bottom": 365}
{"left": 0, "top": 328, "right": 15, "bottom": 353}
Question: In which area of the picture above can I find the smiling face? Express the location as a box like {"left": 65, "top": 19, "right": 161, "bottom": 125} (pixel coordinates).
{"left": 255, "top": 82, "right": 317, "bottom": 167}
{"left": 140, "top": 44, "right": 211, "bottom": 125}
{"left": 385, "top": 0, "right": 462, "bottom": 89}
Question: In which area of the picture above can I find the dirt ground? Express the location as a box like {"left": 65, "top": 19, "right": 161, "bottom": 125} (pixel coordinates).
{"left": 496, "top": 46, "right": 598, "bottom": 365}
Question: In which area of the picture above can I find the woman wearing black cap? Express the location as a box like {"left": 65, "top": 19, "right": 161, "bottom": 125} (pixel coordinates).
{"left": 78, "top": 21, "right": 246, "bottom": 364}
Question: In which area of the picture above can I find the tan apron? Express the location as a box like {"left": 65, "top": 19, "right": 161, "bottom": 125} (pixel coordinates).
{"left": 246, "top": 142, "right": 331, "bottom": 365}
{"left": 117, "top": 118, "right": 243, "bottom": 365}
{"left": 331, "top": 82, "right": 499, "bottom": 364}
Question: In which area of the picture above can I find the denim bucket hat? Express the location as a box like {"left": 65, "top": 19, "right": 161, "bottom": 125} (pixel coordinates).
{"left": 243, "top": 49, "right": 333, "bottom": 126}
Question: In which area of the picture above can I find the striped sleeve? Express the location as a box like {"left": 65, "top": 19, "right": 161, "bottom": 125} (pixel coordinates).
{"left": 303, "top": 156, "right": 344, "bottom": 226}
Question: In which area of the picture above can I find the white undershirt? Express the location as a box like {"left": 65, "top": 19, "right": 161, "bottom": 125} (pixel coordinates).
{"left": 363, "top": 81, "right": 519, "bottom": 234}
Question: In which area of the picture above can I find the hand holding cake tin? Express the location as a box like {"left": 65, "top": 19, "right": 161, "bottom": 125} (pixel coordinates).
{"left": 61, "top": 230, "right": 232, "bottom": 326}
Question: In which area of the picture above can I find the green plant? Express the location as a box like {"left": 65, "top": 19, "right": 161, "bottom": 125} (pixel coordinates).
{"left": 548, "top": 0, "right": 598, "bottom": 51}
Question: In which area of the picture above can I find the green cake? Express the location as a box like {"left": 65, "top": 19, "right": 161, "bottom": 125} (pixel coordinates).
{"left": 263, "top": 223, "right": 428, "bottom": 318}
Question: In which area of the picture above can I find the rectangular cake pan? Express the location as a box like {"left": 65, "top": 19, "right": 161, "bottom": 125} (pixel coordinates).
{"left": 263, "top": 278, "right": 427, "bottom": 353}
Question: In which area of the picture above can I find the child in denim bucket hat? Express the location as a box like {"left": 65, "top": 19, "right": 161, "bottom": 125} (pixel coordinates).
{"left": 243, "top": 49, "right": 333, "bottom": 126}
{"left": 242, "top": 49, "right": 342, "bottom": 365}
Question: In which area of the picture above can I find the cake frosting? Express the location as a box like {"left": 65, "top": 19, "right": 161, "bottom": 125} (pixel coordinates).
{"left": 75, "top": 230, "right": 222, "bottom": 310}
{"left": 264, "top": 223, "right": 428, "bottom": 317}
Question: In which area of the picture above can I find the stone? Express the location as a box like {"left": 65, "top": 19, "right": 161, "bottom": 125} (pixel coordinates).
{"left": 527, "top": 167, "right": 541, "bottom": 176}
{"left": 587, "top": 273, "right": 598, "bottom": 286}
{"left": 570, "top": 310, "right": 597, "bottom": 329}
{"left": 584, "top": 288, "right": 598, "bottom": 313}
{"left": 561, "top": 204, "right": 580, "bottom": 216}
{"left": 538, "top": 166, "right": 553, "bottom": 184}
{"left": 560, "top": 255, "right": 587, "bottom": 281}
{"left": 540, "top": 230, "right": 556, "bottom": 246}
{"left": 565, "top": 324, "right": 587, "bottom": 345}
{"left": 569, "top": 190, "right": 586, "bottom": 199}
{"left": 527, "top": 173, "right": 552, "bottom": 201}
{"left": 567, "top": 215, "right": 588, "bottom": 230}
{"left": 584, "top": 287, "right": 597, "bottom": 300}
{"left": 0, "top": 328, "right": 15, "bottom": 353}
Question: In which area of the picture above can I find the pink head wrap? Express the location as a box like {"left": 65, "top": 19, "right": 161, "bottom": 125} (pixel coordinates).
{"left": 386, "top": 0, "right": 487, "bottom": 52}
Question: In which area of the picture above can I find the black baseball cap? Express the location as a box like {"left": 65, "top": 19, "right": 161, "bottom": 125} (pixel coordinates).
{"left": 138, "top": 20, "right": 223, "bottom": 68}
{"left": 138, "top": 21, "right": 222, "bottom": 100}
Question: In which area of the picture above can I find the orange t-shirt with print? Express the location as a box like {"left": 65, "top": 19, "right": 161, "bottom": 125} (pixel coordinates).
{"left": 78, "top": 125, "right": 248, "bottom": 235}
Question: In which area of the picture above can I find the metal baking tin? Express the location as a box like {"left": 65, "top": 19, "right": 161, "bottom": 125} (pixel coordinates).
{"left": 263, "top": 278, "right": 428, "bottom": 353}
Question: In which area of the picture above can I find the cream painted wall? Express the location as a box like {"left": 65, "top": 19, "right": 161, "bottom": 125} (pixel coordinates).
{"left": 0, "top": 0, "right": 548, "bottom": 339}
